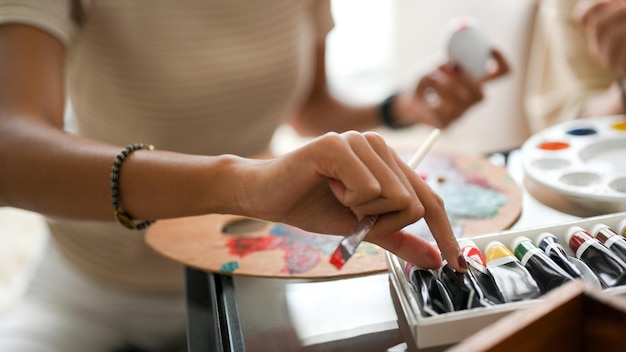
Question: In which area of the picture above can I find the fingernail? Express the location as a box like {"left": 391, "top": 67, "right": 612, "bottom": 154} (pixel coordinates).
{"left": 457, "top": 253, "right": 468, "bottom": 271}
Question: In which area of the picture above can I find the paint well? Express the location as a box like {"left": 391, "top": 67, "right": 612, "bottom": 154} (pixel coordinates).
{"left": 559, "top": 172, "right": 601, "bottom": 187}
{"left": 609, "top": 177, "right": 626, "bottom": 193}
{"left": 538, "top": 141, "right": 570, "bottom": 151}
{"left": 566, "top": 128, "right": 597, "bottom": 136}
{"left": 611, "top": 121, "right": 626, "bottom": 131}
{"left": 531, "top": 158, "right": 570, "bottom": 170}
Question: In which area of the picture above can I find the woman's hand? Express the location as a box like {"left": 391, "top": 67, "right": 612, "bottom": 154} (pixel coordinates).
{"left": 392, "top": 49, "right": 510, "bottom": 129}
{"left": 576, "top": 0, "right": 626, "bottom": 76}
{"left": 239, "top": 131, "right": 465, "bottom": 272}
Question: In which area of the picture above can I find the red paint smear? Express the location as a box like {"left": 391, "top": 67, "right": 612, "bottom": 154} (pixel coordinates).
{"left": 569, "top": 230, "right": 593, "bottom": 253}
{"left": 330, "top": 249, "right": 345, "bottom": 269}
{"left": 538, "top": 141, "right": 570, "bottom": 151}
{"left": 227, "top": 236, "right": 287, "bottom": 257}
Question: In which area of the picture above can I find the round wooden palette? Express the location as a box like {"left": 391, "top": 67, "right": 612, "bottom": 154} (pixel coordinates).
{"left": 146, "top": 152, "right": 522, "bottom": 279}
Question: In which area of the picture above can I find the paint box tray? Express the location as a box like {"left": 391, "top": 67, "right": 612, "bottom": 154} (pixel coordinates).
{"left": 387, "top": 211, "right": 626, "bottom": 351}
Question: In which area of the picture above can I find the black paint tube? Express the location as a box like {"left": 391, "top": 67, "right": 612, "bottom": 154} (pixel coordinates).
{"left": 512, "top": 236, "right": 574, "bottom": 294}
{"left": 592, "top": 223, "right": 626, "bottom": 263}
{"left": 438, "top": 259, "right": 498, "bottom": 311}
{"left": 567, "top": 226, "right": 626, "bottom": 288}
{"left": 536, "top": 232, "right": 583, "bottom": 279}
{"left": 407, "top": 263, "right": 455, "bottom": 316}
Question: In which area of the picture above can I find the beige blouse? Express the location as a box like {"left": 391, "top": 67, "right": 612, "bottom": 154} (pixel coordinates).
{"left": 0, "top": 0, "right": 334, "bottom": 292}
{"left": 524, "top": 0, "right": 614, "bottom": 133}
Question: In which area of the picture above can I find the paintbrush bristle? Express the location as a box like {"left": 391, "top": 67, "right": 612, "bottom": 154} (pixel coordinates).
{"left": 330, "top": 246, "right": 347, "bottom": 269}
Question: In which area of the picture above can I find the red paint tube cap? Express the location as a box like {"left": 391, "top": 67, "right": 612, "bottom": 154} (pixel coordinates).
{"left": 458, "top": 239, "right": 486, "bottom": 266}
{"left": 566, "top": 226, "right": 593, "bottom": 253}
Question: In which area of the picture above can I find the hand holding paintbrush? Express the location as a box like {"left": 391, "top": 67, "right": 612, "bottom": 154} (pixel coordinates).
{"left": 330, "top": 128, "right": 458, "bottom": 270}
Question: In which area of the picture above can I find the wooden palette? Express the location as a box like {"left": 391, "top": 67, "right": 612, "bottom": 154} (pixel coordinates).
{"left": 146, "top": 152, "right": 522, "bottom": 279}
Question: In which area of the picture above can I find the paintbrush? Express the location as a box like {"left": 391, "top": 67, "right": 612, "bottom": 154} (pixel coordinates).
{"left": 330, "top": 128, "right": 442, "bottom": 269}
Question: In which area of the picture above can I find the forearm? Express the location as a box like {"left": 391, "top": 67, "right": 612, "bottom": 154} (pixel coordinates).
{"left": 288, "top": 94, "right": 382, "bottom": 136}
{"left": 580, "top": 80, "right": 626, "bottom": 118}
{"left": 0, "top": 116, "right": 248, "bottom": 222}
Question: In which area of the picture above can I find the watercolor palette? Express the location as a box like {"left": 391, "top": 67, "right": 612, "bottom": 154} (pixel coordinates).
{"left": 387, "top": 211, "right": 626, "bottom": 350}
{"left": 521, "top": 115, "right": 626, "bottom": 213}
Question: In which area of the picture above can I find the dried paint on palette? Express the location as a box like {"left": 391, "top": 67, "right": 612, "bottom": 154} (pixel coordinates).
{"left": 223, "top": 223, "right": 379, "bottom": 274}
{"left": 405, "top": 153, "right": 509, "bottom": 241}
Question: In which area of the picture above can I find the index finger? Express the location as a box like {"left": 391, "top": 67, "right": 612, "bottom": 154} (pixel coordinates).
{"left": 395, "top": 154, "right": 466, "bottom": 272}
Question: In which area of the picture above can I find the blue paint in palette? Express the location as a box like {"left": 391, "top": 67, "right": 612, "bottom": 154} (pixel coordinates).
{"left": 566, "top": 128, "right": 597, "bottom": 136}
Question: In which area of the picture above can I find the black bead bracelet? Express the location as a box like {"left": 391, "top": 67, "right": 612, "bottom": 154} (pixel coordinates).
{"left": 110, "top": 143, "right": 155, "bottom": 230}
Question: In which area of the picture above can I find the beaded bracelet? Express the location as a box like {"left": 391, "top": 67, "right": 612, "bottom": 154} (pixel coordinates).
{"left": 110, "top": 143, "right": 155, "bottom": 230}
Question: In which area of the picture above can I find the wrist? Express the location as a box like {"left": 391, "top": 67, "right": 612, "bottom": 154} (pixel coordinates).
{"left": 379, "top": 94, "right": 411, "bottom": 129}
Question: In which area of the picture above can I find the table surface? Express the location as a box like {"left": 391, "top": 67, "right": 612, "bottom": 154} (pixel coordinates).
{"left": 184, "top": 149, "right": 597, "bottom": 352}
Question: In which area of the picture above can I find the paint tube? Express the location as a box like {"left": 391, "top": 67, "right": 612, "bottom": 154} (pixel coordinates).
{"left": 566, "top": 226, "right": 626, "bottom": 288}
{"left": 536, "top": 232, "right": 583, "bottom": 278}
{"left": 536, "top": 232, "right": 603, "bottom": 289}
{"left": 591, "top": 223, "right": 626, "bottom": 262}
{"left": 406, "top": 263, "right": 455, "bottom": 316}
{"left": 512, "top": 236, "right": 574, "bottom": 294}
{"left": 438, "top": 256, "right": 499, "bottom": 311}
{"left": 484, "top": 241, "right": 541, "bottom": 303}
{"left": 438, "top": 260, "right": 477, "bottom": 311}
{"left": 457, "top": 239, "right": 503, "bottom": 305}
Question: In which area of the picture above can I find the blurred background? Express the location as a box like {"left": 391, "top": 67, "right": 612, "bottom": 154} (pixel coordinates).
{"left": 313, "top": 0, "right": 535, "bottom": 155}
{"left": 1, "top": 0, "right": 540, "bottom": 314}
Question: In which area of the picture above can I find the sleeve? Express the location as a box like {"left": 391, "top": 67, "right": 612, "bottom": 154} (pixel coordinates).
{"left": 311, "top": 0, "right": 335, "bottom": 42}
{"left": 524, "top": 0, "right": 614, "bottom": 133}
{"left": 0, "top": 0, "right": 76, "bottom": 46}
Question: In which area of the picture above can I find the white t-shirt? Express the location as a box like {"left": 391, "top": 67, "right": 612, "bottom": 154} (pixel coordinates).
{"left": 0, "top": 0, "right": 334, "bottom": 292}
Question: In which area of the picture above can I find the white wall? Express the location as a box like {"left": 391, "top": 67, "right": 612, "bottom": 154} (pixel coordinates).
{"left": 389, "top": 0, "right": 538, "bottom": 154}
{"left": 276, "top": 0, "right": 538, "bottom": 155}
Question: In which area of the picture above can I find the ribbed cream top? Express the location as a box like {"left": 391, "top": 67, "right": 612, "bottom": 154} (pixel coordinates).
{"left": 0, "top": 0, "right": 333, "bottom": 292}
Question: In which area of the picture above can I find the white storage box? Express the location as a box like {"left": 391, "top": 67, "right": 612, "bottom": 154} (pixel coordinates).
{"left": 387, "top": 211, "right": 626, "bottom": 350}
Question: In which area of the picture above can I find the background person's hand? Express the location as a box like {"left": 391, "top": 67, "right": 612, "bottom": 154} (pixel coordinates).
{"left": 239, "top": 131, "right": 465, "bottom": 272}
{"left": 391, "top": 49, "right": 510, "bottom": 129}
{"left": 576, "top": 0, "right": 626, "bottom": 76}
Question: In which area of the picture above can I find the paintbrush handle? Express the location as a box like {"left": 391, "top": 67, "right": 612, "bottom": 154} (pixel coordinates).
{"left": 340, "top": 215, "right": 378, "bottom": 251}
{"left": 408, "top": 128, "right": 441, "bottom": 169}
{"left": 329, "top": 214, "right": 378, "bottom": 269}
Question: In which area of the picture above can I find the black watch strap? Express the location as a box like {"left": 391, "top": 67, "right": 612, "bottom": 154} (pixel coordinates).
{"left": 379, "top": 94, "right": 408, "bottom": 129}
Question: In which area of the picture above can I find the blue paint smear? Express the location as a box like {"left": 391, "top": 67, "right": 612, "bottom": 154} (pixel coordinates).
{"left": 269, "top": 223, "right": 338, "bottom": 254}
{"left": 220, "top": 261, "right": 239, "bottom": 273}
{"left": 438, "top": 184, "right": 508, "bottom": 219}
{"left": 566, "top": 128, "right": 597, "bottom": 136}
